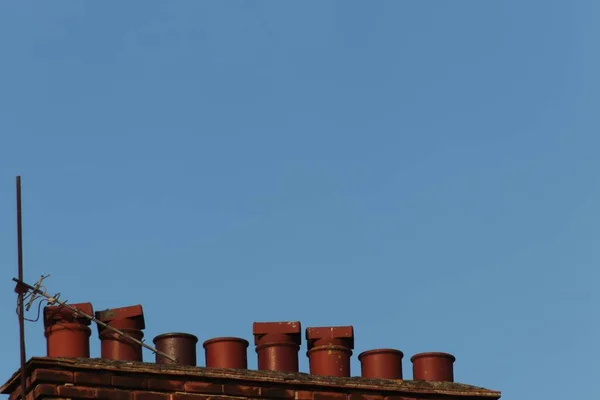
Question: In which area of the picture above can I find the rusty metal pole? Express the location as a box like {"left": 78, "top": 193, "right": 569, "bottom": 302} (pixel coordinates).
{"left": 16, "top": 176, "right": 27, "bottom": 400}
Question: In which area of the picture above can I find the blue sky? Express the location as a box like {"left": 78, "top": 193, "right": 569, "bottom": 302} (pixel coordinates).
{"left": 1, "top": 1, "right": 598, "bottom": 398}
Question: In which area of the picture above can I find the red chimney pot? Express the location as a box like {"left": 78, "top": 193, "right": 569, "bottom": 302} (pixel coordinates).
{"left": 358, "top": 349, "right": 404, "bottom": 379}
{"left": 44, "top": 303, "right": 93, "bottom": 358}
{"left": 203, "top": 337, "right": 249, "bottom": 369}
{"left": 153, "top": 333, "right": 198, "bottom": 366}
{"left": 253, "top": 321, "right": 301, "bottom": 372}
{"left": 411, "top": 352, "right": 456, "bottom": 382}
{"left": 306, "top": 326, "right": 354, "bottom": 377}
{"left": 96, "top": 305, "right": 145, "bottom": 362}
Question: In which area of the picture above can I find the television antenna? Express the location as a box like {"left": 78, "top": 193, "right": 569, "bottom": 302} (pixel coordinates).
{"left": 13, "top": 177, "right": 178, "bottom": 399}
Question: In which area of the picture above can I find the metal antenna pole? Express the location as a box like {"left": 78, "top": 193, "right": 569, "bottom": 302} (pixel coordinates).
{"left": 12, "top": 278, "right": 178, "bottom": 363}
{"left": 16, "top": 176, "right": 27, "bottom": 400}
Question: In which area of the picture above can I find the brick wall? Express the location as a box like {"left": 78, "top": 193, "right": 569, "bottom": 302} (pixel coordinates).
{"left": 1, "top": 358, "right": 501, "bottom": 400}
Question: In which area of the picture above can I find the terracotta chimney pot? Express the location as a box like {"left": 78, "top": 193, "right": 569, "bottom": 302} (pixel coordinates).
{"left": 358, "top": 349, "right": 404, "bottom": 379}
{"left": 411, "top": 352, "right": 456, "bottom": 382}
{"left": 253, "top": 321, "right": 301, "bottom": 372}
{"left": 306, "top": 326, "right": 354, "bottom": 377}
{"left": 44, "top": 302, "right": 93, "bottom": 358}
{"left": 203, "top": 337, "right": 249, "bottom": 369}
{"left": 96, "top": 305, "right": 145, "bottom": 362}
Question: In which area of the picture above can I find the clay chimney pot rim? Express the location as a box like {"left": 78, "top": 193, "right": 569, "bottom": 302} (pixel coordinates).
{"left": 410, "top": 352, "right": 456, "bottom": 362}
{"left": 153, "top": 333, "right": 198, "bottom": 343}
{"left": 358, "top": 348, "right": 404, "bottom": 360}
{"left": 203, "top": 337, "right": 249, "bottom": 348}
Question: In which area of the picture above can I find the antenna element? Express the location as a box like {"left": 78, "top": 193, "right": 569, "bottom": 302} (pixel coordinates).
{"left": 16, "top": 176, "right": 27, "bottom": 400}
{"left": 13, "top": 277, "right": 178, "bottom": 363}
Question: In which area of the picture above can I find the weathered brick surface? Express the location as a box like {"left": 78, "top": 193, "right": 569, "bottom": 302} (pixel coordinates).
{"left": 132, "top": 390, "right": 170, "bottom": 400}
{"left": 57, "top": 384, "right": 97, "bottom": 398}
{"left": 0, "top": 359, "right": 500, "bottom": 400}
{"left": 34, "top": 383, "right": 58, "bottom": 398}
{"left": 184, "top": 381, "right": 223, "bottom": 394}
{"left": 296, "top": 390, "right": 314, "bottom": 400}
{"left": 8, "top": 388, "right": 20, "bottom": 400}
{"left": 4, "top": 381, "right": 466, "bottom": 400}
{"left": 41, "top": 398, "right": 71, "bottom": 400}
{"left": 223, "top": 384, "right": 260, "bottom": 397}
{"left": 415, "top": 398, "right": 448, "bottom": 400}
{"left": 416, "top": 397, "right": 457, "bottom": 400}
{"left": 260, "top": 387, "right": 295, "bottom": 399}
{"left": 209, "top": 397, "right": 247, "bottom": 400}
{"left": 75, "top": 371, "right": 112, "bottom": 386}
{"left": 313, "top": 392, "right": 347, "bottom": 400}
{"left": 113, "top": 375, "right": 148, "bottom": 390}
{"left": 30, "top": 369, "right": 74, "bottom": 385}
{"left": 349, "top": 394, "right": 384, "bottom": 400}
{"left": 384, "top": 397, "right": 415, "bottom": 400}
{"left": 147, "top": 378, "right": 185, "bottom": 391}
{"left": 97, "top": 387, "right": 133, "bottom": 400}
{"left": 172, "top": 393, "right": 210, "bottom": 400}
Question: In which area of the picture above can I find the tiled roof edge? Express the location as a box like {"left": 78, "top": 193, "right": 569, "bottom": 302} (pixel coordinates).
{"left": 1, "top": 357, "right": 501, "bottom": 398}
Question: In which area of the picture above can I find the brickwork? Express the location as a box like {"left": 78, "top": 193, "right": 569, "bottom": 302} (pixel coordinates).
{"left": 1, "top": 358, "right": 501, "bottom": 400}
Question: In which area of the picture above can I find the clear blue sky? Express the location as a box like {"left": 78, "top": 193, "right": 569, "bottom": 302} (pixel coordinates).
{"left": 1, "top": 2, "right": 598, "bottom": 399}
